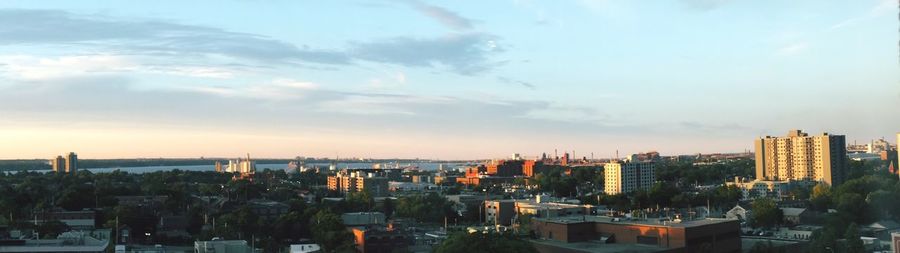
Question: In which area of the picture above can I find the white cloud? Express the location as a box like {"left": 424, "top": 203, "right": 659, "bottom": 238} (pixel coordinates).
{"left": 316, "top": 93, "right": 452, "bottom": 115}
{"left": 185, "top": 78, "right": 319, "bottom": 100}
{"left": 271, "top": 78, "right": 319, "bottom": 90}
{"left": 150, "top": 66, "right": 235, "bottom": 79}
{"left": 0, "top": 54, "right": 136, "bottom": 80}
{"left": 0, "top": 54, "right": 238, "bottom": 81}
{"left": 830, "top": 0, "right": 896, "bottom": 30}
{"left": 366, "top": 71, "right": 407, "bottom": 90}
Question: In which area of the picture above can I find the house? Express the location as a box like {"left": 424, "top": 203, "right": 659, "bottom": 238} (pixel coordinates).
{"left": 865, "top": 220, "right": 900, "bottom": 240}
{"left": 725, "top": 205, "right": 747, "bottom": 221}
{"left": 780, "top": 208, "right": 812, "bottom": 225}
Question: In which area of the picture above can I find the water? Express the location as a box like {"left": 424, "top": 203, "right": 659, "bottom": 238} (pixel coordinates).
{"left": 22, "top": 162, "right": 471, "bottom": 174}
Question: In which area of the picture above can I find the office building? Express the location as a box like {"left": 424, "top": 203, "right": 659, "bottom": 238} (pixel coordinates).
{"left": 604, "top": 160, "right": 655, "bottom": 195}
{"left": 530, "top": 216, "right": 741, "bottom": 253}
{"left": 65, "top": 152, "right": 78, "bottom": 173}
{"left": 754, "top": 130, "right": 848, "bottom": 185}
{"left": 51, "top": 155, "right": 66, "bottom": 173}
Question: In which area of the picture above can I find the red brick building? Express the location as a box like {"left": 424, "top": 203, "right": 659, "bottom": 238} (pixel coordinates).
{"left": 530, "top": 216, "right": 741, "bottom": 253}
{"left": 457, "top": 160, "right": 544, "bottom": 186}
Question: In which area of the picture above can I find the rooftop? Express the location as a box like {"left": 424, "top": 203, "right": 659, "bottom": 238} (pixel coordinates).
{"left": 341, "top": 212, "right": 386, "bottom": 227}
{"left": 535, "top": 215, "right": 737, "bottom": 228}
{"left": 529, "top": 238, "right": 666, "bottom": 253}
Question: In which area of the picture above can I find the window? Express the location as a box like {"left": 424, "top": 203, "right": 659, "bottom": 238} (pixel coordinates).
{"left": 637, "top": 236, "right": 658, "bottom": 245}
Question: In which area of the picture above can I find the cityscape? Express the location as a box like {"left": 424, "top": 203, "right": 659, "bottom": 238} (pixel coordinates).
{"left": 0, "top": 1, "right": 899, "bottom": 253}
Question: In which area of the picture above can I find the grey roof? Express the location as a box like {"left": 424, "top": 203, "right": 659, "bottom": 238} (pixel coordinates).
{"left": 780, "top": 208, "right": 807, "bottom": 217}
{"left": 341, "top": 212, "right": 385, "bottom": 227}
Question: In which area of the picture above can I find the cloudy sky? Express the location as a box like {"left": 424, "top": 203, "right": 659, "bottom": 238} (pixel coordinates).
{"left": 0, "top": 0, "right": 898, "bottom": 159}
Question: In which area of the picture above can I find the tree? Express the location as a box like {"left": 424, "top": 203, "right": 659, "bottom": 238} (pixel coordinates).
{"left": 749, "top": 240, "right": 785, "bottom": 253}
{"left": 434, "top": 232, "right": 538, "bottom": 253}
{"left": 382, "top": 197, "right": 395, "bottom": 219}
{"left": 396, "top": 193, "right": 456, "bottom": 223}
{"left": 843, "top": 223, "right": 864, "bottom": 253}
{"left": 750, "top": 198, "right": 782, "bottom": 228}
{"left": 809, "top": 183, "right": 832, "bottom": 211}
{"left": 35, "top": 220, "right": 69, "bottom": 239}
{"left": 310, "top": 209, "right": 355, "bottom": 253}
{"left": 835, "top": 193, "right": 870, "bottom": 224}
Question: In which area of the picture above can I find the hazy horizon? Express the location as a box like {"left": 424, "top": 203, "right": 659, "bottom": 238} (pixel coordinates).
{"left": 1, "top": 0, "right": 898, "bottom": 160}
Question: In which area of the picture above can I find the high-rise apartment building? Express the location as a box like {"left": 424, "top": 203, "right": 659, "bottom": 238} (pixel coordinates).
{"left": 62, "top": 152, "right": 78, "bottom": 174}
{"left": 51, "top": 155, "right": 66, "bottom": 173}
{"left": 603, "top": 160, "right": 655, "bottom": 195}
{"left": 754, "top": 130, "right": 847, "bottom": 186}
{"left": 327, "top": 171, "right": 390, "bottom": 197}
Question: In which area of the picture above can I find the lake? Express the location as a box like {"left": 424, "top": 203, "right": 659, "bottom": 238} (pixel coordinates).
{"left": 22, "top": 162, "right": 471, "bottom": 174}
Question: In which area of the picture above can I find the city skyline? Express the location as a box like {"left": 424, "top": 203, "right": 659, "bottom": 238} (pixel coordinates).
{"left": 1, "top": 0, "right": 898, "bottom": 159}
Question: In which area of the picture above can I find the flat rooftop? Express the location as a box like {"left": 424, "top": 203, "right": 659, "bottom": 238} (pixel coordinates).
{"left": 530, "top": 238, "right": 667, "bottom": 253}
{"left": 535, "top": 215, "right": 737, "bottom": 228}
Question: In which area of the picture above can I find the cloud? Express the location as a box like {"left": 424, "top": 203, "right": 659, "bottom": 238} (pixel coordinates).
{"left": 0, "top": 54, "right": 136, "bottom": 80}
{"left": 0, "top": 9, "right": 350, "bottom": 65}
{"left": 399, "top": 0, "right": 474, "bottom": 31}
{"left": 181, "top": 78, "right": 319, "bottom": 100}
{"left": 497, "top": 76, "right": 536, "bottom": 89}
{"left": 0, "top": 9, "right": 506, "bottom": 75}
{"left": 830, "top": 0, "right": 896, "bottom": 30}
{"left": 0, "top": 54, "right": 241, "bottom": 81}
{"left": 351, "top": 33, "right": 503, "bottom": 75}
{"left": 367, "top": 71, "right": 407, "bottom": 89}
{"left": 0, "top": 75, "right": 624, "bottom": 136}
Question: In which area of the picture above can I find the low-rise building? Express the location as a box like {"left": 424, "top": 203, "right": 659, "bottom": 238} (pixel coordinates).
{"left": 247, "top": 199, "right": 289, "bottom": 220}
{"left": 0, "top": 230, "right": 110, "bottom": 253}
{"left": 388, "top": 181, "right": 437, "bottom": 192}
{"left": 530, "top": 216, "right": 741, "bottom": 253}
{"left": 780, "top": 208, "right": 812, "bottom": 226}
{"left": 194, "top": 240, "right": 254, "bottom": 253}
{"left": 726, "top": 178, "right": 795, "bottom": 200}
{"left": 31, "top": 210, "right": 96, "bottom": 230}
{"left": 485, "top": 196, "right": 594, "bottom": 226}
{"left": 350, "top": 226, "right": 411, "bottom": 253}
{"left": 341, "top": 212, "right": 386, "bottom": 227}
{"left": 289, "top": 243, "right": 321, "bottom": 253}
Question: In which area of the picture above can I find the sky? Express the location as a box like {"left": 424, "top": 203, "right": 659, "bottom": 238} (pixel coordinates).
{"left": 0, "top": 0, "right": 898, "bottom": 160}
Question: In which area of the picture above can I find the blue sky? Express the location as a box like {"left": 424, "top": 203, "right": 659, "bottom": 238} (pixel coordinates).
{"left": 0, "top": 0, "right": 897, "bottom": 159}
